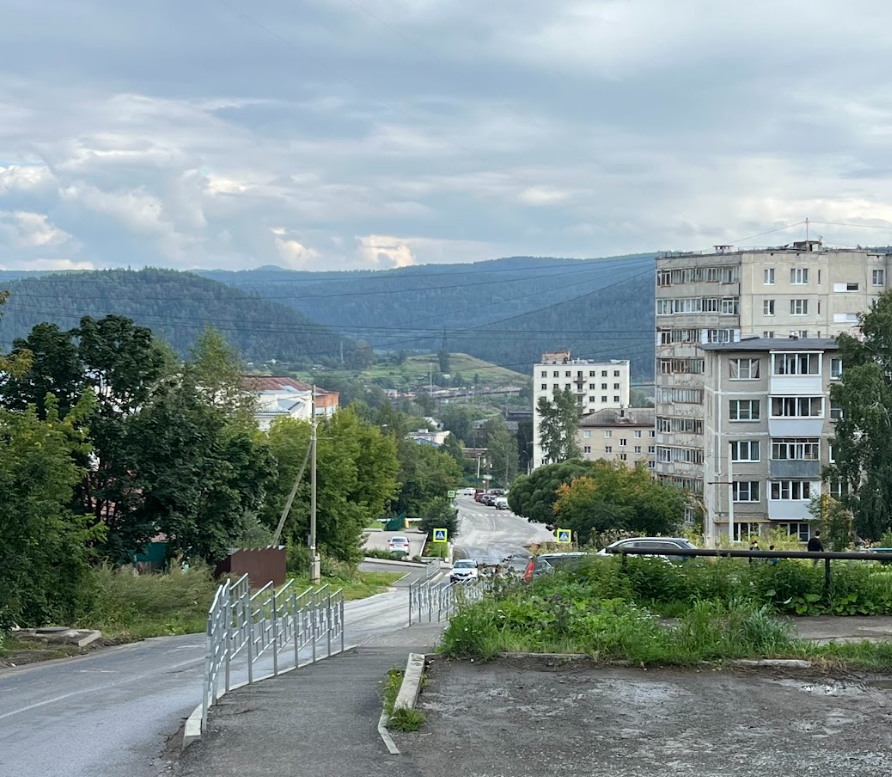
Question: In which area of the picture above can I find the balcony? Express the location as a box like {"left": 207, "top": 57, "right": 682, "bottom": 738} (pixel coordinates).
{"left": 770, "top": 460, "right": 821, "bottom": 479}
{"left": 768, "top": 418, "right": 825, "bottom": 437}
{"left": 768, "top": 500, "right": 812, "bottom": 521}
{"left": 770, "top": 375, "right": 823, "bottom": 395}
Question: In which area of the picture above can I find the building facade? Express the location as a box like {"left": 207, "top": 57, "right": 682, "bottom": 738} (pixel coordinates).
{"left": 699, "top": 338, "right": 839, "bottom": 544}
{"left": 655, "top": 242, "right": 887, "bottom": 503}
{"left": 577, "top": 407, "right": 656, "bottom": 470}
{"left": 241, "top": 376, "right": 339, "bottom": 430}
{"left": 532, "top": 350, "right": 630, "bottom": 469}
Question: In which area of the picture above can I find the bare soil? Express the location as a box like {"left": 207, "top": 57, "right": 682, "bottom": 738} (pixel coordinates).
{"left": 0, "top": 637, "right": 124, "bottom": 668}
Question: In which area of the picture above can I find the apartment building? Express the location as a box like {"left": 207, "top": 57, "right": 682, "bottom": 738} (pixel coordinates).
{"left": 533, "top": 350, "right": 630, "bottom": 468}
{"left": 698, "top": 337, "right": 839, "bottom": 544}
{"left": 577, "top": 407, "right": 656, "bottom": 470}
{"left": 655, "top": 241, "right": 888, "bottom": 503}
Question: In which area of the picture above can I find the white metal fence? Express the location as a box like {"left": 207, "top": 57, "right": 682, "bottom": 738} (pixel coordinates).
{"left": 201, "top": 575, "right": 345, "bottom": 731}
{"left": 408, "top": 576, "right": 485, "bottom": 625}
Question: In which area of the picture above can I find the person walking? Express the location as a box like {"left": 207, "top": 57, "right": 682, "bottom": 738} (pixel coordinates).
{"left": 768, "top": 545, "right": 779, "bottom": 565}
{"left": 749, "top": 538, "right": 760, "bottom": 564}
{"left": 807, "top": 531, "right": 824, "bottom": 565}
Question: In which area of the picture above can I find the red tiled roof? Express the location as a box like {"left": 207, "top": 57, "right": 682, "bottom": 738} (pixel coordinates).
{"left": 241, "top": 375, "right": 330, "bottom": 395}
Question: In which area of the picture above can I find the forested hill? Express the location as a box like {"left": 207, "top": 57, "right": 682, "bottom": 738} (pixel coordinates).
{"left": 0, "top": 269, "right": 343, "bottom": 363}
{"left": 200, "top": 254, "right": 657, "bottom": 378}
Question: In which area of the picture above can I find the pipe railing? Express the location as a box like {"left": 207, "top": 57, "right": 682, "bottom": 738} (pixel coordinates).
{"left": 408, "top": 575, "right": 488, "bottom": 625}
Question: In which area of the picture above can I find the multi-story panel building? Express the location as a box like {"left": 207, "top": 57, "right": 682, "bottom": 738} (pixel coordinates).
{"left": 533, "top": 350, "right": 630, "bottom": 468}
{"left": 697, "top": 337, "right": 839, "bottom": 544}
{"left": 655, "top": 241, "right": 887, "bottom": 502}
{"left": 577, "top": 408, "right": 656, "bottom": 470}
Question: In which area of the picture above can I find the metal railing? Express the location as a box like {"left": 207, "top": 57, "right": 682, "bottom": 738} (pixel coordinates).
{"left": 201, "top": 575, "right": 345, "bottom": 732}
{"left": 408, "top": 575, "right": 487, "bottom": 625}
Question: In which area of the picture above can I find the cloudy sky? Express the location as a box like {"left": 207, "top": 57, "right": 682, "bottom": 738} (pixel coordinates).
{"left": 2, "top": 0, "right": 892, "bottom": 271}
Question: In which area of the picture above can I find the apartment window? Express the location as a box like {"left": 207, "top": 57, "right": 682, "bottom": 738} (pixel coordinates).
{"left": 565, "top": 383, "right": 571, "bottom": 390}
{"left": 659, "top": 360, "right": 671, "bottom": 375}
{"left": 763, "top": 299, "right": 775, "bottom": 316}
{"left": 619, "top": 453, "right": 627, "bottom": 461}
{"left": 583, "top": 446, "right": 591, "bottom": 454}
{"left": 790, "top": 268, "right": 809, "bottom": 285}
{"left": 830, "top": 358, "right": 842, "bottom": 379}
{"left": 730, "top": 358, "right": 760, "bottom": 380}
{"left": 589, "top": 396, "right": 596, "bottom": 403}
{"left": 721, "top": 297, "right": 740, "bottom": 315}
{"left": 541, "top": 384, "right": 547, "bottom": 390}
{"left": 770, "top": 397, "right": 823, "bottom": 418}
{"left": 830, "top": 403, "right": 843, "bottom": 421}
{"left": 833, "top": 282, "right": 859, "bottom": 292}
{"left": 657, "top": 446, "right": 704, "bottom": 465}
{"left": 730, "top": 440, "right": 760, "bottom": 462}
{"left": 873, "top": 269, "right": 885, "bottom": 286}
{"left": 634, "top": 430, "right": 642, "bottom": 438}
{"left": 613, "top": 395, "right": 620, "bottom": 403}
{"left": 588, "top": 383, "right": 595, "bottom": 390}
{"left": 790, "top": 299, "right": 809, "bottom": 316}
{"left": 649, "top": 430, "right": 656, "bottom": 437}
{"left": 634, "top": 446, "right": 642, "bottom": 454}
{"left": 583, "top": 431, "right": 591, "bottom": 439}
{"left": 779, "top": 523, "right": 811, "bottom": 542}
{"left": 602, "top": 370, "right": 608, "bottom": 377}
{"left": 797, "top": 330, "right": 809, "bottom": 338}
{"left": 763, "top": 268, "right": 775, "bottom": 285}
{"left": 733, "top": 481, "right": 760, "bottom": 502}
{"left": 829, "top": 443, "right": 836, "bottom": 463}
{"left": 619, "top": 438, "right": 627, "bottom": 447}
{"left": 729, "top": 399, "right": 760, "bottom": 422}
{"left": 657, "top": 269, "right": 672, "bottom": 286}
{"left": 733, "top": 522, "right": 762, "bottom": 542}
{"left": 771, "top": 481, "right": 812, "bottom": 500}
{"left": 604, "top": 431, "right": 612, "bottom": 439}
{"left": 656, "top": 417, "right": 704, "bottom": 434}
{"left": 553, "top": 371, "right": 559, "bottom": 377}
{"left": 600, "top": 395, "right": 606, "bottom": 403}
{"left": 763, "top": 331, "right": 775, "bottom": 338}
{"left": 705, "top": 328, "right": 735, "bottom": 343}
{"left": 829, "top": 480, "right": 847, "bottom": 500}
{"left": 648, "top": 445, "right": 656, "bottom": 453}
{"left": 771, "top": 438, "right": 819, "bottom": 460}
{"left": 772, "top": 352, "right": 820, "bottom": 376}
{"left": 605, "top": 446, "right": 613, "bottom": 454}
{"left": 613, "top": 383, "right": 620, "bottom": 390}
{"left": 833, "top": 313, "right": 859, "bottom": 324}
{"left": 657, "top": 387, "right": 704, "bottom": 404}
{"left": 602, "top": 383, "right": 607, "bottom": 389}
{"left": 565, "top": 371, "right": 571, "bottom": 377}
{"left": 589, "top": 370, "right": 596, "bottom": 377}
{"left": 614, "top": 370, "right": 620, "bottom": 377}
{"left": 722, "top": 267, "right": 740, "bottom": 283}
{"left": 540, "top": 370, "right": 547, "bottom": 377}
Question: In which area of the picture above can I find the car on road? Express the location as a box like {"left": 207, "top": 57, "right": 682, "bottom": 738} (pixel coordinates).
{"left": 388, "top": 535, "right": 411, "bottom": 555}
{"left": 474, "top": 490, "right": 485, "bottom": 502}
{"left": 450, "top": 558, "right": 479, "bottom": 583}
{"left": 494, "top": 497, "right": 509, "bottom": 510}
{"left": 597, "top": 537, "right": 697, "bottom": 563}
{"left": 523, "top": 552, "right": 589, "bottom": 581}
{"left": 480, "top": 494, "right": 496, "bottom": 506}
{"left": 462, "top": 487, "right": 476, "bottom": 496}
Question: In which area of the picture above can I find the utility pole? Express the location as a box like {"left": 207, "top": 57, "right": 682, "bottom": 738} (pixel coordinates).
{"left": 309, "top": 386, "right": 321, "bottom": 584}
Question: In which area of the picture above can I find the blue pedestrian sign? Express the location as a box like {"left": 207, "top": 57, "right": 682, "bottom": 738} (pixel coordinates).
{"left": 556, "top": 529, "right": 572, "bottom": 544}
{"left": 433, "top": 528, "right": 448, "bottom": 543}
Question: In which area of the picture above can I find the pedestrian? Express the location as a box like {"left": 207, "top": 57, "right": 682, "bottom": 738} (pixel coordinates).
{"left": 807, "top": 531, "right": 824, "bottom": 566}
{"left": 768, "top": 544, "right": 779, "bottom": 566}
{"left": 749, "top": 538, "right": 759, "bottom": 563}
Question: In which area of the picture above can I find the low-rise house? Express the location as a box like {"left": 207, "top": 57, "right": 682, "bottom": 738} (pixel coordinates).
{"left": 241, "top": 376, "right": 339, "bottom": 431}
{"left": 577, "top": 407, "right": 656, "bottom": 470}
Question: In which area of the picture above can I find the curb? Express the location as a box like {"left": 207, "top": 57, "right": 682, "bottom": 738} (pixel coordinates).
{"left": 393, "top": 653, "right": 426, "bottom": 712}
{"left": 361, "top": 557, "right": 429, "bottom": 568}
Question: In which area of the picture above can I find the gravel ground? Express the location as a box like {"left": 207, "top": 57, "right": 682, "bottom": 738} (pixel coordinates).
{"left": 400, "top": 657, "right": 892, "bottom": 777}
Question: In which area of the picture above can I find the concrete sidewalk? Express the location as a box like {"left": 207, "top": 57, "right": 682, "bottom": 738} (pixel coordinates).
{"left": 175, "top": 623, "right": 445, "bottom": 777}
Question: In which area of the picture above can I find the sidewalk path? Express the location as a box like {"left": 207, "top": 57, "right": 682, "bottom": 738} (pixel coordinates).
{"left": 790, "top": 615, "right": 892, "bottom": 643}
{"left": 175, "top": 623, "right": 445, "bottom": 777}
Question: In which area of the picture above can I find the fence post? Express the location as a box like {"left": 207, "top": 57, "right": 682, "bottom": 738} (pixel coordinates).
{"left": 293, "top": 588, "right": 300, "bottom": 668}
{"left": 824, "top": 557, "right": 832, "bottom": 599}
{"left": 408, "top": 581, "right": 413, "bottom": 626}
{"left": 247, "top": 594, "right": 254, "bottom": 685}
{"left": 340, "top": 596, "right": 345, "bottom": 654}
{"left": 224, "top": 582, "right": 232, "bottom": 693}
{"left": 311, "top": 594, "right": 317, "bottom": 664}
{"left": 326, "top": 593, "right": 332, "bottom": 658}
{"left": 272, "top": 587, "right": 279, "bottom": 676}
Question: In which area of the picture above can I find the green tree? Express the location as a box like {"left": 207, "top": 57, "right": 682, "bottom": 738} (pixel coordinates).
{"left": 393, "top": 439, "right": 463, "bottom": 520}
{"left": 347, "top": 339, "right": 375, "bottom": 371}
{"left": 553, "top": 463, "right": 685, "bottom": 541}
{"left": 516, "top": 417, "right": 533, "bottom": 474}
{"left": 189, "top": 326, "right": 256, "bottom": 428}
{"left": 484, "top": 417, "right": 519, "bottom": 488}
{"left": 438, "top": 349, "right": 451, "bottom": 374}
{"left": 827, "top": 293, "right": 892, "bottom": 540}
{"left": 442, "top": 432, "right": 465, "bottom": 468}
{"left": 507, "top": 459, "right": 594, "bottom": 524}
{"left": 418, "top": 496, "right": 459, "bottom": 539}
{"left": 536, "top": 387, "right": 581, "bottom": 464}
{"left": 440, "top": 405, "right": 483, "bottom": 443}
{"left": 809, "top": 494, "right": 854, "bottom": 551}
{"left": 415, "top": 392, "right": 436, "bottom": 416}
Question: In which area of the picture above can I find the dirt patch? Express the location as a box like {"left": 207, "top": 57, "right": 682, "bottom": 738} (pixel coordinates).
{"left": 0, "top": 637, "right": 126, "bottom": 668}
{"left": 398, "top": 656, "right": 892, "bottom": 777}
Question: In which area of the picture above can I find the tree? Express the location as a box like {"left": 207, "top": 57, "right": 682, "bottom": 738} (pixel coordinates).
{"left": 442, "top": 432, "right": 465, "bottom": 467}
{"left": 440, "top": 405, "right": 483, "bottom": 443}
{"left": 827, "top": 293, "right": 892, "bottom": 540}
{"left": 516, "top": 417, "right": 534, "bottom": 474}
{"left": 537, "top": 387, "right": 581, "bottom": 464}
{"left": 347, "top": 339, "right": 375, "bottom": 371}
{"left": 418, "top": 497, "right": 459, "bottom": 539}
{"left": 189, "top": 326, "right": 256, "bottom": 427}
{"left": 393, "top": 438, "right": 463, "bottom": 520}
{"left": 553, "top": 463, "right": 685, "bottom": 542}
{"left": 484, "top": 417, "right": 519, "bottom": 488}
{"left": 415, "top": 392, "right": 436, "bottom": 416}
{"left": 507, "top": 459, "right": 594, "bottom": 524}
{"left": 809, "top": 494, "right": 853, "bottom": 551}
{"left": 438, "top": 349, "right": 451, "bottom": 374}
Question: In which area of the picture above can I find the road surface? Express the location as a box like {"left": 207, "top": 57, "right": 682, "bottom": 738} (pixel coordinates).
{"left": 452, "top": 495, "right": 554, "bottom": 567}
{"left": 361, "top": 528, "right": 426, "bottom": 558}
{"left": 0, "top": 567, "right": 427, "bottom": 777}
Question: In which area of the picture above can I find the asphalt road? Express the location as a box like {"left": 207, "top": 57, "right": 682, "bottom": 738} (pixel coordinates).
{"left": 453, "top": 495, "right": 554, "bottom": 567}
{"left": 0, "top": 567, "right": 427, "bottom": 777}
{"left": 361, "top": 528, "right": 426, "bottom": 558}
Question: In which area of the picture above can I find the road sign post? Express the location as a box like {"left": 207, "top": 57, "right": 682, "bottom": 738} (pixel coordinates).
{"left": 433, "top": 528, "right": 448, "bottom": 543}
{"left": 556, "top": 529, "right": 572, "bottom": 544}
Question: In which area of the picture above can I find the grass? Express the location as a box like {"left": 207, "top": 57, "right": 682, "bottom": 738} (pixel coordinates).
{"left": 380, "top": 667, "right": 426, "bottom": 732}
{"left": 288, "top": 571, "right": 404, "bottom": 600}
{"left": 423, "top": 542, "right": 448, "bottom": 558}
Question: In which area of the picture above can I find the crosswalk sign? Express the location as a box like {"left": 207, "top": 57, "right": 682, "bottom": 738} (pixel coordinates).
{"left": 556, "top": 529, "right": 572, "bottom": 544}
{"left": 447, "top": 490, "right": 456, "bottom": 498}
{"left": 433, "top": 528, "right": 448, "bottom": 542}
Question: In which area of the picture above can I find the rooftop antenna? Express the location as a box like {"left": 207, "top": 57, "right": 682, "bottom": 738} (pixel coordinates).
{"left": 806, "top": 217, "right": 809, "bottom": 243}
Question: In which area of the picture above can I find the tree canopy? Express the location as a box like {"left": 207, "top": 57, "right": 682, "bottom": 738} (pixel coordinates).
{"left": 537, "top": 387, "right": 581, "bottom": 464}
{"left": 507, "top": 459, "right": 595, "bottom": 525}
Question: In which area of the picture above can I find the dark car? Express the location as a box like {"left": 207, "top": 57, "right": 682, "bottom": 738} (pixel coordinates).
{"left": 523, "top": 552, "right": 589, "bottom": 581}
{"left": 598, "top": 537, "right": 697, "bottom": 563}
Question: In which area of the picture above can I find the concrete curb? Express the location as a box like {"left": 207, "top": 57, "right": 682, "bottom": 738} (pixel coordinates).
{"left": 495, "top": 652, "right": 816, "bottom": 671}
{"left": 393, "top": 653, "right": 426, "bottom": 712}
{"left": 732, "top": 659, "right": 814, "bottom": 669}
{"left": 360, "top": 557, "right": 428, "bottom": 568}
{"left": 182, "top": 644, "right": 359, "bottom": 750}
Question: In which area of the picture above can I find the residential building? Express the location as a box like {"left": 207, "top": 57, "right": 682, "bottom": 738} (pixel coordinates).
{"left": 655, "top": 241, "right": 887, "bottom": 505}
{"left": 698, "top": 337, "right": 839, "bottom": 545}
{"left": 407, "top": 429, "right": 450, "bottom": 447}
{"left": 532, "top": 350, "right": 630, "bottom": 468}
{"left": 241, "top": 376, "right": 339, "bottom": 430}
{"left": 577, "top": 407, "right": 656, "bottom": 470}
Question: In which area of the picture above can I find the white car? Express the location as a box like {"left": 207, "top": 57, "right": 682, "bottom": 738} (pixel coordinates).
{"left": 450, "top": 559, "right": 479, "bottom": 583}
{"left": 462, "top": 487, "right": 476, "bottom": 496}
{"left": 494, "top": 497, "right": 509, "bottom": 510}
{"left": 388, "top": 535, "right": 410, "bottom": 555}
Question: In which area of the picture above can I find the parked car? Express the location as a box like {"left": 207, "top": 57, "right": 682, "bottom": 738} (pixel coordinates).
{"left": 494, "top": 497, "right": 509, "bottom": 510}
{"left": 450, "top": 558, "right": 479, "bottom": 583}
{"left": 523, "top": 552, "right": 589, "bottom": 581}
{"left": 489, "top": 489, "right": 505, "bottom": 497}
{"left": 474, "top": 490, "right": 485, "bottom": 502}
{"left": 597, "top": 537, "right": 697, "bottom": 563}
{"left": 388, "top": 535, "right": 410, "bottom": 555}
{"left": 480, "top": 494, "right": 496, "bottom": 506}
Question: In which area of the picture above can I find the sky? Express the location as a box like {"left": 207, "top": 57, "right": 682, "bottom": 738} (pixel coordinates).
{"left": 3, "top": 0, "right": 892, "bottom": 272}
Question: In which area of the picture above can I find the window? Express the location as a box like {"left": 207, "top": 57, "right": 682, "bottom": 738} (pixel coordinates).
{"left": 602, "top": 370, "right": 607, "bottom": 377}
{"left": 705, "top": 328, "right": 735, "bottom": 343}
{"left": 657, "top": 269, "right": 672, "bottom": 286}
{"left": 772, "top": 352, "right": 820, "bottom": 376}
{"left": 601, "top": 396, "right": 607, "bottom": 403}
{"left": 613, "top": 395, "right": 620, "bottom": 403}
{"left": 733, "top": 522, "right": 762, "bottom": 542}
{"left": 829, "top": 480, "right": 847, "bottom": 500}
{"left": 790, "top": 268, "right": 809, "bottom": 285}
{"left": 648, "top": 445, "right": 656, "bottom": 453}
{"left": 634, "top": 446, "right": 642, "bottom": 454}
{"left": 730, "top": 358, "right": 760, "bottom": 380}
{"left": 589, "top": 371, "right": 595, "bottom": 377}
{"left": 833, "top": 313, "right": 859, "bottom": 323}
{"left": 790, "top": 299, "right": 809, "bottom": 316}
{"left": 619, "top": 438, "right": 627, "bottom": 447}
{"left": 830, "top": 358, "right": 842, "bottom": 379}
{"left": 797, "top": 330, "right": 809, "bottom": 338}
{"left": 733, "top": 481, "right": 760, "bottom": 502}
{"left": 763, "top": 331, "right": 775, "bottom": 338}
{"left": 619, "top": 453, "right": 627, "bottom": 461}
{"left": 540, "top": 370, "right": 547, "bottom": 377}
{"left": 634, "top": 430, "right": 642, "bottom": 438}
{"left": 553, "top": 371, "right": 559, "bottom": 377}
{"left": 649, "top": 430, "right": 656, "bottom": 437}
{"left": 657, "top": 446, "right": 704, "bottom": 464}
{"left": 583, "top": 431, "right": 591, "bottom": 439}
{"left": 604, "top": 431, "right": 612, "bottom": 438}
{"left": 721, "top": 297, "right": 740, "bottom": 315}
{"left": 770, "top": 397, "right": 823, "bottom": 418}
{"left": 778, "top": 523, "right": 811, "bottom": 542}
{"left": 588, "top": 383, "right": 595, "bottom": 390}
{"left": 565, "top": 371, "right": 571, "bottom": 377}
{"left": 771, "top": 481, "right": 812, "bottom": 500}
{"left": 771, "top": 438, "right": 819, "bottom": 460}
{"left": 583, "top": 446, "right": 591, "bottom": 454}
{"left": 729, "top": 399, "right": 760, "bottom": 422}
{"left": 588, "top": 396, "right": 596, "bottom": 403}
{"left": 565, "top": 383, "right": 571, "bottom": 390}
{"left": 614, "top": 370, "right": 620, "bottom": 377}
{"left": 601, "top": 383, "right": 607, "bottom": 389}
{"left": 829, "top": 443, "right": 836, "bottom": 463}
{"left": 541, "top": 384, "right": 547, "bottom": 390}
{"left": 873, "top": 269, "right": 885, "bottom": 286}
{"left": 613, "top": 383, "right": 620, "bottom": 390}
{"left": 833, "top": 282, "right": 859, "bottom": 292}
{"left": 764, "top": 268, "right": 775, "bottom": 285}
{"left": 763, "top": 299, "right": 775, "bottom": 316}
{"left": 830, "top": 403, "right": 843, "bottom": 421}
{"left": 730, "top": 440, "right": 760, "bottom": 462}
{"left": 605, "top": 446, "right": 613, "bottom": 454}
{"left": 656, "top": 417, "right": 704, "bottom": 434}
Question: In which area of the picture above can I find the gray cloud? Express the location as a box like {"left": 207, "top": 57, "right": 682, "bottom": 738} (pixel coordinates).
{"left": 2, "top": 0, "right": 892, "bottom": 271}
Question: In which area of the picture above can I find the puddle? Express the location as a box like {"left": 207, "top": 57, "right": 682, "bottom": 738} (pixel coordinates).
{"left": 771, "top": 678, "right": 867, "bottom": 696}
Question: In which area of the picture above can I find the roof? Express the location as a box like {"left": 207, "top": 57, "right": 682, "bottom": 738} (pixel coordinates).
{"left": 579, "top": 407, "right": 655, "bottom": 428}
{"left": 242, "top": 375, "right": 330, "bottom": 395}
{"left": 699, "top": 337, "right": 839, "bottom": 353}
